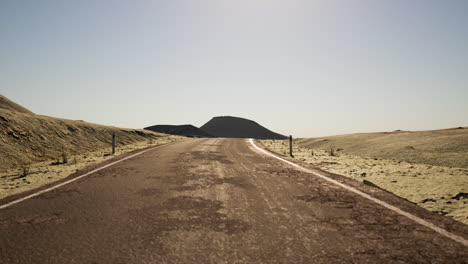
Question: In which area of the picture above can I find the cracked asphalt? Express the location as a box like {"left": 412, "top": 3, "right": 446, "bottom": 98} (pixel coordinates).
{"left": 0, "top": 138, "right": 467, "bottom": 263}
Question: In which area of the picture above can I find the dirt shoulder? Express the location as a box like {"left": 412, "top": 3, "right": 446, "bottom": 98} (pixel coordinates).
{"left": 260, "top": 139, "right": 468, "bottom": 225}
{"left": 0, "top": 135, "right": 184, "bottom": 200}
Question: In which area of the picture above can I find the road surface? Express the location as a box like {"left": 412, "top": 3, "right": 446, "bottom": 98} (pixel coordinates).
{"left": 1, "top": 138, "right": 467, "bottom": 263}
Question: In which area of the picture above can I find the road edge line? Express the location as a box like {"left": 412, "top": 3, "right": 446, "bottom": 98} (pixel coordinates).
{"left": 248, "top": 138, "right": 468, "bottom": 247}
{"left": 0, "top": 143, "right": 167, "bottom": 210}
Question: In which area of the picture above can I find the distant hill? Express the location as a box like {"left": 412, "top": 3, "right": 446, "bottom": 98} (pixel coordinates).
{"left": 145, "top": 124, "right": 212, "bottom": 138}
{"left": 0, "top": 95, "right": 34, "bottom": 114}
{"left": 200, "top": 116, "right": 287, "bottom": 139}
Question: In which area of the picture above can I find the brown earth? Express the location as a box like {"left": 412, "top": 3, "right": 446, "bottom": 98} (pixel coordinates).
{"left": 296, "top": 127, "right": 468, "bottom": 168}
{"left": 0, "top": 138, "right": 466, "bottom": 263}
{"left": 0, "top": 96, "right": 170, "bottom": 172}
{"left": 0, "top": 95, "right": 185, "bottom": 198}
{"left": 0, "top": 95, "right": 34, "bottom": 114}
{"left": 0, "top": 135, "right": 183, "bottom": 200}
{"left": 261, "top": 139, "right": 468, "bottom": 225}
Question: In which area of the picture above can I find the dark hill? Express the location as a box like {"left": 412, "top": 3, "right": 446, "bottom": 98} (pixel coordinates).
{"left": 144, "top": 124, "right": 212, "bottom": 138}
{"left": 200, "top": 116, "right": 287, "bottom": 139}
{"left": 0, "top": 95, "right": 34, "bottom": 114}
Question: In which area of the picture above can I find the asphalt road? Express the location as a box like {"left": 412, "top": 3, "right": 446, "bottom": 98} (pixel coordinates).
{"left": 1, "top": 138, "right": 467, "bottom": 263}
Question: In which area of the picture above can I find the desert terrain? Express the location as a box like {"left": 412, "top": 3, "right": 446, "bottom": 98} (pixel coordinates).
{"left": 2, "top": 138, "right": 466, "bottom": 263}
{"left": 0, "top": 95, "right": 184, "bottom": 199}
{"left": 260, "top": 128, "right": 468, "bottom": 224}
{"left": 297, "top": 128, "right": 468, "bottom": 168}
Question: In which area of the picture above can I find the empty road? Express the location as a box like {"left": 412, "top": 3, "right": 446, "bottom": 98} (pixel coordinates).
{"left": 1, "top": 138, "right": 467, "bottom": 263}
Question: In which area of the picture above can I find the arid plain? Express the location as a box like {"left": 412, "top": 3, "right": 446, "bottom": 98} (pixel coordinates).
{"left": 261, "top": 128, "right": 468, "bottom": 224}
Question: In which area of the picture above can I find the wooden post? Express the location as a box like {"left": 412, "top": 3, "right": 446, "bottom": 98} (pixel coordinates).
{"left": 289, "top": 135, "right": 294, "bottom": 157}
{"left": 112, "top": 132, "right": 116, "bottom": 155}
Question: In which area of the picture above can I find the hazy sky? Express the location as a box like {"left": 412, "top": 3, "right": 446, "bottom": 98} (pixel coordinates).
{"left": 1, "top": 0, "right": 467, "bottom": 137}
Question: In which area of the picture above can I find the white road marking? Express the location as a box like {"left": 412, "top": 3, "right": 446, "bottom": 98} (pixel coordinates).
{"left": 0, "top": 145, "right": 165, "bottom": 210}
{"left": 248, "top": 138, "right": 468, "bottom": 247}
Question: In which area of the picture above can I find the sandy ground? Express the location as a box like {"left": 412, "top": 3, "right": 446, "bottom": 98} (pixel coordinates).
{"left": 0, "top": 107, "right": 167, "bottom": 172}
{"left": 0, "top": 135, "right": 183, "bottom": 200}
{"left": 2, "top": 138, "right": 466, "bottom": 263}
{"left": 297, "top": 128, "right": 468, "bottom": 169}
{"left": 260, "top": 139, "right": 468, "bottom": 225}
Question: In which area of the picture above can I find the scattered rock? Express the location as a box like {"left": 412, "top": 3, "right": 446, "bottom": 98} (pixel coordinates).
{"left": 360, "top": 172, "right": 367, "bottom": 177}
{"left": 404, "top": 146, "right": 415, "bottom": 150}
{"left": 7, "top": 131, "right": 20, "bottom": 140}
{"left": 451, "top": 192, "right": 468, "bottom": 200}
{"left": 421, "top": 198, "right": 437, "bottom": 203}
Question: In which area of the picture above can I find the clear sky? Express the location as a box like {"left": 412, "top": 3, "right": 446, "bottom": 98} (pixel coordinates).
{"left": 1, "top": 0, "right": 467, "bottom": 137}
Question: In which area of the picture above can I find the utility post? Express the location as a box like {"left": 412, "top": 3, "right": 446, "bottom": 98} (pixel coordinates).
{"left": 289, "top": 135, "right": 294, "bottom": 158}
{"left": 112, "top": 132, "right": 116, "bottom": 155}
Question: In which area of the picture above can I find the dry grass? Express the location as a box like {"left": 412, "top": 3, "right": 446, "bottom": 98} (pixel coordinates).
{"left": 0, "top": 97, "right": 186, "bottom": 199}
{"left": 297, "top": 127, "right": 468, "bottom": 168}
{"left": 0, "top": 108, "right": 169, "bottom": 172}
{"left": 0, "top": 135, "right": 183, "bottom": 199}
{"left": 261, "top": 139, "right": 468, "bottom": 225}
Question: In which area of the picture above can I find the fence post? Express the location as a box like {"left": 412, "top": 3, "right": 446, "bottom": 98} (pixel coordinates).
{"left": 112, "top": 132, "right": 116, "bottom": 155}
{"left": 289, "top": 135, "right": 294, "bottom": 157}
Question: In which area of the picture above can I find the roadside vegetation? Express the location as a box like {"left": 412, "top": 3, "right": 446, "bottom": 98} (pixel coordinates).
{"left": 260, "top": 132, "right": 468, "bottom": 225}
{"left": 296, "top": 128, "right": 468, "bottom": 169}
{"left": 0, "top": 95, "right": 185, "bottom": 199}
